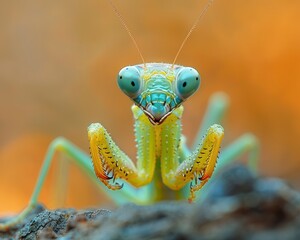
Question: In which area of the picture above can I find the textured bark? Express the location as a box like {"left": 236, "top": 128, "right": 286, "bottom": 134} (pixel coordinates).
{"left": 1, "top": 165, "right": 300, "bottom": 240}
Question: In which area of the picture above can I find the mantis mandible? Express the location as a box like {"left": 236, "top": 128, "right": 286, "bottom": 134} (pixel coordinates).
{"left": 0, "top": 0, "right": 259, "bottom": 231}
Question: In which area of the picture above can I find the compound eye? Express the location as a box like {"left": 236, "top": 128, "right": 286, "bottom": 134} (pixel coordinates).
{"left": 176, "top": 67, "right": 200, "bottom": 99}
{"left": 117, "top": 66, "right": 141, "bottom": 98}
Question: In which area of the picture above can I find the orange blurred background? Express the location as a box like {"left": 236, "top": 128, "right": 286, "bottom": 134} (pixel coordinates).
{"left": 0, "top": 0, "right": 299, "bottom": 214}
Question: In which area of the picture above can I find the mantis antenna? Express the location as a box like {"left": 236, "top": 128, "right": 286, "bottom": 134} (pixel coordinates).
{"left": 107, "top": 0, "right": 214, "bottom": 68}
{"left": 172, "top": 0, "right": 214, "bottom": 68}
{"left": 107, "top": 0, "right": 146, "bottom": 67}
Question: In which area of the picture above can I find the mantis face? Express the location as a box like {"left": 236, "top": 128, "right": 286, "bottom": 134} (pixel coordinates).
{"left": 117, "top": 63, "right": 201, "bottom": 124}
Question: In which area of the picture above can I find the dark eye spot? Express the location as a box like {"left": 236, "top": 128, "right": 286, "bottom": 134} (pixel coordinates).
{"left": 131, "top": 81, "right": 135, "bottom": 87}
{"left": 120, "top": 76, "right": 122, "bottom": 79}
{"left": 196, "top": 77, "right": 199, "bottom": 80}
{"left": 183, "top": 81, "right": 187, "bottom": 87}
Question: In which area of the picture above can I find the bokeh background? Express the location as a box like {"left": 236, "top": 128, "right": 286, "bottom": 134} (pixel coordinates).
{"left": 0, "top": 0, "right": 299, "bottom": 214}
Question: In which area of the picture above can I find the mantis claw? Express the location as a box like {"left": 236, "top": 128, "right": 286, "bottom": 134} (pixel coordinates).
{"left": 102, "top": 179, "right": 124, "bottom": 190}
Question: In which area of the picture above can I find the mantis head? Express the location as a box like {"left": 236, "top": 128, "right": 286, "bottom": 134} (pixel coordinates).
{"left": 108, "top": 0, "right": 212, "bottom": 124}
{"left": 117, "top": 63, "right": 200, "bottom": 124}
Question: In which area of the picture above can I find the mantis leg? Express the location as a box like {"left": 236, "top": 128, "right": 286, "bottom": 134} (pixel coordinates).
{"left": 88, "top": 105, "right": 158, "bottom": 202}
{"left": 217, "top": 133, "right": 259, "bottom": 173}
{"left": 195, "top": 133, "right": 259, "bottom": 202}
{"left": 191, "top": 93, "right": 259, "bottom": 201}
{"left": 159, "top": 108, "right": 224, "bottom": 202}
{"left": 0, "top": 138, "right": 89, "bottom": 230}
{"left": 0, "top": 135, "right": 151, "bottom": 231}
{"left": 176, "top": 93, "right": 259, "bottom": 202}
{"left": 193, "top": 92, "right": 259, "bottom": 172}
{"left": 193, "top": 92, "right": 229, "bottom": 151}
{"left": 178, "top": 93, "right": 228, "bottom": 160}
{"left": 174, "top": 93, "right": 228, "bottom": 199}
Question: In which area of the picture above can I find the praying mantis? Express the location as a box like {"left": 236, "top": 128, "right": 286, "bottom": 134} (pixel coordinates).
{"left": 0, "top": 0, "right": 259, "bottom": 231}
